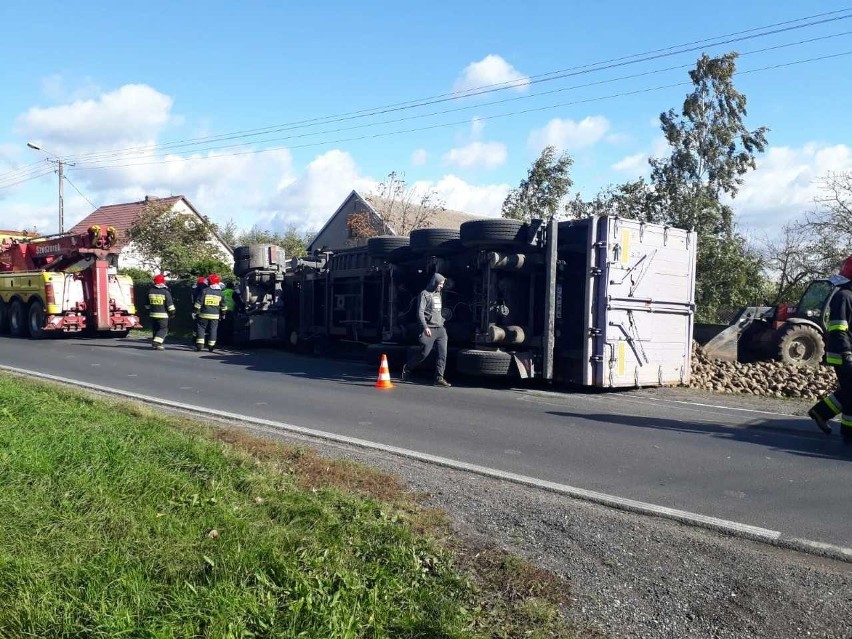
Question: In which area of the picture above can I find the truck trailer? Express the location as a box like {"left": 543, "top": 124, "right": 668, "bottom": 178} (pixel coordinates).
{"left": 231, "top": 216, "right": 697, "bottom": 388}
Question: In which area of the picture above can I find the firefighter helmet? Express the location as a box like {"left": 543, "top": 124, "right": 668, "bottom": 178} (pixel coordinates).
{"left": 839, "top": 256, "right": 852, "bottom": 281}
{"left": 153, "top": 274, "right": 166, "bottom": 285}
{"left": 196, "top": 276, "right": 207, "bottom": 286}
{"left": 208, "top": 273, "right": 221, "bottom": 285}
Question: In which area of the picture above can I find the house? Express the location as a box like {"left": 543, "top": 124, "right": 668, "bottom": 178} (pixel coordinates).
{"left": 307, "top": 190, "right": 482, "bottom": 253}
{"left": 0, "top": 229, "right": 39, "bottom": 244}
{"left": 68, "top": 195, "right": 233, "bottom": 272}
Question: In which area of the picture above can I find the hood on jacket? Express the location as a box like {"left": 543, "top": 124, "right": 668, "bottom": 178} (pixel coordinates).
{"left": 426, "top": 273, "right": 446, "bottom": 292}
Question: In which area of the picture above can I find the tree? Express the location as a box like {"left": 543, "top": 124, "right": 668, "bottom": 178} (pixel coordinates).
{"left": 566, "top": 179, "right": 652, "bottom": 220}
{"left": 349, "top": 171, "right": 445, "bottom": 242}
{"left": 234, "top": 224, "right": 313, "bottom": 258}
{"left": 126, "top": 199, "right": 230, "bottom": 277}
{"left": 646, "top": 52, "right": 769, "bottom": 321}
{"left": 502, "top": 146, "right": 573, "bottom": 222}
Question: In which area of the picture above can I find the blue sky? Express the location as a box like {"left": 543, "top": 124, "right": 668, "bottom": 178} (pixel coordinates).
{"left": 1, "top": 0, "right": 850, "bottom": 239}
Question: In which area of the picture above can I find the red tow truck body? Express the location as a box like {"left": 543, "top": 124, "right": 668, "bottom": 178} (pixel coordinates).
{"left": 0, "top": 225, "right": 140, "bottom": 338}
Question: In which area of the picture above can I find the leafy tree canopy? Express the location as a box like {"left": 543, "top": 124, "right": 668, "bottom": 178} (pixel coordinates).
{"left": 502, "top": 146, "right": 573, "bottom": 222}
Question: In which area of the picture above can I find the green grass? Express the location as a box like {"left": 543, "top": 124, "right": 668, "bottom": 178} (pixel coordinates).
{"left": 0, "top": 373, "right": 583, "bottom": 639}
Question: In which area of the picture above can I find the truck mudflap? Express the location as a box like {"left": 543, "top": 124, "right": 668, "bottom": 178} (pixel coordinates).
{"left": 585, "top": 216, "right": 697, "bottom": 388}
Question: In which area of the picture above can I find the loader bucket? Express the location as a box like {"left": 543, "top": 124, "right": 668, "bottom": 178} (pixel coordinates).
{"left": 696, "top": 306, "right": 776, "bottom": 362}
{"left": 700, "top": 323, "right": 742, "bottom": 361}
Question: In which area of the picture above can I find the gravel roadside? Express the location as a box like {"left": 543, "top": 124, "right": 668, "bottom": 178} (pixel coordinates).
{"left": 207, "top": 386, "right": 851, "bottom": 639}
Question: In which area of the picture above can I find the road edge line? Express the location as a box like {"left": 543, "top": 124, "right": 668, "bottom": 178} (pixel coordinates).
{"left": 3, "top": 364, "right": 849, "bottom": 563}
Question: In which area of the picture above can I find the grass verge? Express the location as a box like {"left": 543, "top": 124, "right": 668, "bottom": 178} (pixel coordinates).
{"left": 0, "top": 372, "right": 587, "bottom": 638}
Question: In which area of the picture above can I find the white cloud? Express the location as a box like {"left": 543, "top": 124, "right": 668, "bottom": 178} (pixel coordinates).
{"left": 414, "top": 175, "right": 510, "bottom": 218}
{"left": 734, "top": 143, "right": 852, "bottom": 232}
{"left": 528, "top": 116, "right": 610, "bottom": 152}
{"left": 443, "top": 141, "right": 508, "bottom": 169}
{"left": 453, "top": 55, "right": 530, "bottom": 95}
{"left": 264, "top": 149, "right": 375, "bottom": 232}
{"left": 411, "top": 148, "right": 428, "bottom": 166}
{"left": 15, "top": 84, "right": 175, "bottom": 150}
{"left": 470, "top": 117, "right": 485, "bottom": 139}
{"left": 611, "top": 153, "right": 647, "bottom": 173}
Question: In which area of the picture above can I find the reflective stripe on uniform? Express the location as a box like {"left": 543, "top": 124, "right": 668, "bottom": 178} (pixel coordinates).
{"left": 153, "top": 336, "right": 165, "bottom": 344}
{"left": 167, "top": 304, "right": 176, "bottom": 312}
{"left": 828, "top": 320, "right": 849, "bottom": 332}
{"left": 841, "top": 414, "right": 852, "bottom": 427}
{"left": 199, "top": 313, "right": 220, "bottom": 320}
{"left": 826, "top": 351, "right": 843, "bottom": 365}
{"left": 150, "top": 312, "right": 169, "bottom": 319}
{"left": 824, "top": 394, "right": 842, "bottom": 415}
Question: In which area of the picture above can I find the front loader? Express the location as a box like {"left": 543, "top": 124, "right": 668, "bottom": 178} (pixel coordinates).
{"left": 699, "top": 278, "right": 837, "bottom": 366}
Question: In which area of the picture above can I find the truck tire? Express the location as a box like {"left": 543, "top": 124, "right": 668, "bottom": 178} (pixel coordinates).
{"left": 460, "top": 219, "right": 526, "bottom": 248}
{"left": 9, "top": 300, "right": 26, "bottom": 337}
{"left": 777, "top": 324, "right": 824, "bottom": 367}
{"left": 409, "top": 228, "right": 461, "bottom": 255}
{"left": 28, "top": 300, "right": 46, "bottom": 339}
{"left": 233, "top": 246, "right": 251, "bottom": 276}
{"left": 456, "top": 348, "right": 514, "bottom": 376}
{"left": 0, "top": 299, "right": 8, "bottom": 334}
{"left": 367, "top": 235, "right": 409, "bottom": 258}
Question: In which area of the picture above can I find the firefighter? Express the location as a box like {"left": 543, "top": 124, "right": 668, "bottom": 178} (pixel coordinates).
{"left": 193, "top": 273, "right": 228, "bottom": 352}
{"left": 808, "top": 256, "right": 852, "bottom": 445}
{"left": 146, "top": 274, "right": 175, "bottom": 350}
{"left": 191, "top": 275, "right": 207, "bottom": 304}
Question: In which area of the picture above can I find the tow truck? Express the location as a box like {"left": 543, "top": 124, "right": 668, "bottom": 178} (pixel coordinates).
{"left": 0, "top": 224, "right": 140, "bottom": 338}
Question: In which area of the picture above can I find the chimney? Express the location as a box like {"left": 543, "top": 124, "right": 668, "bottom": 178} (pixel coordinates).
{"left": 144, "top": 195, "right": 160, "bottom": 202}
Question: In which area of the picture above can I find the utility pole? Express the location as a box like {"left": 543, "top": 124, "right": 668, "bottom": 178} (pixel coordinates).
{"left": 27, "top": 142, "right": 73, "bottom": 234}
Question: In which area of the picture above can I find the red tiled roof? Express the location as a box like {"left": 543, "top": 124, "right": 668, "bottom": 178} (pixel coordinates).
{"left": 67, "top": 195, "right": 184, "bottom": 241}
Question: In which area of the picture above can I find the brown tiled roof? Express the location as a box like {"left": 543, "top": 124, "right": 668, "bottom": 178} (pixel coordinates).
{"left": 68, "top": 195, "right": 183, "bottom": 242}
{"left": 364, "top": 194, "right": 482, "bottom": 233}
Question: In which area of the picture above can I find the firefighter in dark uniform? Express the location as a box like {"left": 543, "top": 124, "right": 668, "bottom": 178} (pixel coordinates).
{"left": 808, "top": 256, "right": 852, "bottom": 445}
{"left": 193, "top": 273, "right": 228, "bottom": 352}
{"left": 146, "top": 273, "right": 176, "bottom": 350}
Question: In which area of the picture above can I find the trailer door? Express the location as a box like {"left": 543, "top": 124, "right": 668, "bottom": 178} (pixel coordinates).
{"left": 587, "top": 217, "right": 696, "bottom": 387}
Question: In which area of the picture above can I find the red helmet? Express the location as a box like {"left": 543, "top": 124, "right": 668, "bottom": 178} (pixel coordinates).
{"left": 840, "top": 256, "right": 852, "bottom": 280}
{"left": 196, "top": 276, "right": 207, "bottom": 286}
{"left": 208, "top": 273, "right": 221, "bottom": 285}
{"left": 153, "top": 274, "right": 165, "bottom": 285}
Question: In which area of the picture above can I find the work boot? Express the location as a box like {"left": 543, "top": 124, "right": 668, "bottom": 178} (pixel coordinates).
{"left": 808, "top": 408, "right": 832, "bottom": 435}
{"left": 400, "top": 366, "right": 410, "bottom": 382}
{"left": 207, "top": 345, "right": 215, "bottom": 353}
{"left": 195, "top": 345, "right": 203, "bottom": 352}
{"left": 155, "top": 345, "right": 165, "bottom": 351}
{"left": 434, "top": 376, "right": 451, "bottom": 388}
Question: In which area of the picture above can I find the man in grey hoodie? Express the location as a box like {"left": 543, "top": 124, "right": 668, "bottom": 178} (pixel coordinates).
{"left": 401, "top": 272, "right": 451, "bottom": 387}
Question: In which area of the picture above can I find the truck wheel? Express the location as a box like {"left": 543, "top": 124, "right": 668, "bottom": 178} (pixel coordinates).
{"left": 28, "top": 301, "right": 46, "bottom": 339}
{"left": 0, "top": 299, "right": 8, "bottom": 334}
{"left": 367, "top": 236, "right": 409, "bottom": 258}
{"left": 9, "top": 300, "right": 26, "bottom": 337}
{"left": 460, "top": 220, "right": 526, "bottom": 248}
{"left": 409, "top": 228, "right": 462, "bottom": 255}
{"left": 456, "top": 348, "right": 514, "bottom": 376}
{"left": 777, "top": 324, "right": 824, "bottom": 367}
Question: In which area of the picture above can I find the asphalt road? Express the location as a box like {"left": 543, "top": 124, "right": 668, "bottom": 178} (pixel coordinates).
{"left": 2, "top": 334, "right": 850, "bottom": 549}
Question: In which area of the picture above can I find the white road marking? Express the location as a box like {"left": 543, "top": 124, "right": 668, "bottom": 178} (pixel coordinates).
{"left": 1, "top": 363, "right": 848, "bottom": 563}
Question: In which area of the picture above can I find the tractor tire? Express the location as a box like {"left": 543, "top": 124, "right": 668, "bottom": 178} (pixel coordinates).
{"left": 387, "top": 246, "right": 417, "bottom": 264}
{"left": 456, "top": 348, "right": 514, "bottom": 377}
{"left": 460, "top": 219, "right": 526, "bottom": 248}
{"left": 409, "top": 228, "right": 461, "bottom": 255}
{"left": 777, "top": 324, "right": 824, "bottom": 367}
{"left": 0, "top": 298, "right": 8, "bottom": 334}
{"left": 367, "top": 236, "right": 409, "bottom": 258}
{"left": 27, "top": 300, "right": 46, "bottom": 339}
{"left": 9, "top": 300, "right": 26, "bottom": 337}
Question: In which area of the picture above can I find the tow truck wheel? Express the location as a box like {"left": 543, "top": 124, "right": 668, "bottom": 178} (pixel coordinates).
{"left": 27, "top": 301, "right": 46, "bottom": 339}
{"left": 456, "top": 348, "right": 514, "bottom": 376}
{"left": 9, "top": 300, "right": 26, "bottom": 337}
{"left": 0, "top": 299, "right": 8, "bottom": 334}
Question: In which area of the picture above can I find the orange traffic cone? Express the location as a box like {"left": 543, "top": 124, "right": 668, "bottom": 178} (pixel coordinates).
{"left": 375, "top": 354, "right": 394, "bottom": 390}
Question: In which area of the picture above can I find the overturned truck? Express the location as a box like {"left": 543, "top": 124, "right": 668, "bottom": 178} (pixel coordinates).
{"left": 231, "top": 216, "right": 697, "bottom": 388}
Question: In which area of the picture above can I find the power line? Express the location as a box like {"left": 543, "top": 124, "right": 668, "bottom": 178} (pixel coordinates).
{"left": 67, "top": 50, "right": 852, "bottom": 173}
{"left": 62, "top": 174, "right": 98, "bottom": 210}
{"left": 60, "top": 31, "right": 851, "bottom": 168}
{"left": 53, "top": 9, "right": 852, "bottom": 165}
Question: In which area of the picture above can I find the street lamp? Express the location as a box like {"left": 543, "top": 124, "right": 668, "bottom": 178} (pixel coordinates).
{"left": 26, "top": 142, "right": 74, "bottom": 234}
